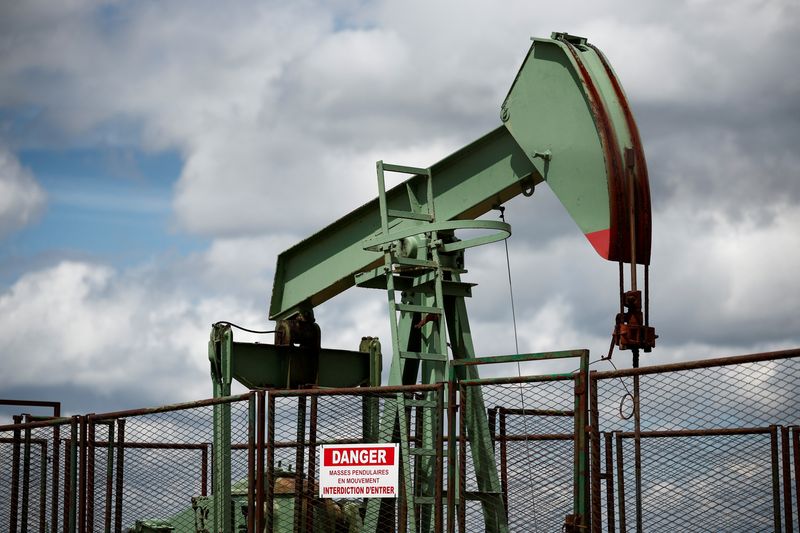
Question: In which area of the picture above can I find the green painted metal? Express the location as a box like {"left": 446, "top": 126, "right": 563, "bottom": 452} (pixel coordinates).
{"left": 208, "top": 325, "right": 374, "bottom": 390}
{"left": 270, "top": 33, "right": 651, "bottom": 321}
{"left": 269, "top": 126, "right": 538, "bottom": 320}
{"left": 503, "top": 32, "right": 651, "bottom": 263}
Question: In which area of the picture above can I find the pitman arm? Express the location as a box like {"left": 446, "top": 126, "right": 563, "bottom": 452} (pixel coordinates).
{"left": 269, "top": 33, "right": 652, "bottom": 321}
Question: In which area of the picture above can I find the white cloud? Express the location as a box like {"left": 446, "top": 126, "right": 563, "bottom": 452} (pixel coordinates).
{"left": 0, "top": 145, "right": 46, "bottom": 238}
{"left": 0, "top": 0, "right": 798, "bottom": 408}
{"left": 0, "top": 260, "right": 261, "bottom": 401}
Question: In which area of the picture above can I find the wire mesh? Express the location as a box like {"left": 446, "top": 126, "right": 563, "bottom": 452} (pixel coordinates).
{"left": 0, "top": 419, "right": 69, "bottom": 533}
{"left": 266, "top": 386, "right": 443, "bottom": 533}
{"left": 460, "top": 379, "right": 578, "bottom": 532}
{"left": 91, "top": 398, "right": 250, "bottom": 532}
{"left": 592, "top": 353, "right": 800, "bottom": 532}
{"left": 2, "top": 350, "right": 799, "bottom": 532}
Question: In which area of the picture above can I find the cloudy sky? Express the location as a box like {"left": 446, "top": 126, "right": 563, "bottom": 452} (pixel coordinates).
{"left": 1, "top": 0, "right": 798, "bottom": 417}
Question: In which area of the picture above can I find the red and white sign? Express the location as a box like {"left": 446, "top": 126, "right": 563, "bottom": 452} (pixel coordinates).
{"left": 319, "top": 443, "right": 399, "bottom": 498}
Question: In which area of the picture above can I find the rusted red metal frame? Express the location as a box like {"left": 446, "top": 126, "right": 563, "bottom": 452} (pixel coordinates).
{"left": 9, "top": 415, "right": 22, "bottom": 533}
{"left": 265, "top": 393, "right": 275, "bottom": 533}
{"left": 0, "top": 432, "right": 49, "bottom": 528}
{"left": 793, "top": 426, "right": 800, "bottom": 531}
{"left": 589, "top": 371, "right": 601, "bottom": 533}
{"left": 306, "top": 395, "right": 318, "bottom": 533}
{"left": 781, "top": 426, "right": 794, "bottom": 532}
{"left": 771, "top": 425, "right": 782, "bottom": 532}
{"left": 1, "top": 399, "right": 62, "bottom": 533}
{"left": 292, "top": 395, "right": 307, "bottom": 530}
{"left": 612, "top": 426, "right": 787, "bottom": 530}
{"left": 592, "top": 348, "right": 800, "bottom": 380}
{"left": 603, "top": 433, "right": 615, "bottom": 533}
{"left": 0, "top": 413, "right": 71, "bottom": 532}
{"left": 114, "top": 419, "right": 124, "bottom": 533}
{"left": 255, "top": 390, "right": 266, "bottom": 533}
{"left": 246, "top": 391, "right": 256, "bottom": 533}
{"left": 85, "top": 394, "right": 249, "bottom": 533}
{"left": 492, "top": 406, "right": 578, "bottom": 525}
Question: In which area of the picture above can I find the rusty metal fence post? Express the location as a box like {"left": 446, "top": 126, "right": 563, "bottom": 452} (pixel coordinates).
{"left": 589, "top": 371, "right": 601, "bottom": 533}
{"left": 113, "top": 418, "right": 124, "bottom": 533}
{"left": 770, "top": 425, "right": 782, "bottom": 532}
{"left": 247, "top": 391, "right": 256, "bottom": 533}
{"left": 10, "top": 414, "right": 22, "bottom": 533}
{"left": 781, "top": 425, "right": 794, "bottom": 532}
{"left": 265, "top": 392, "right": 275, "bottom": 533}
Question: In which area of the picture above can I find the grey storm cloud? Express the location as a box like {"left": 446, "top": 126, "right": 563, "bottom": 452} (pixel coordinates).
{"left": 0, "top": 0, "right": 798, "bottom": 409}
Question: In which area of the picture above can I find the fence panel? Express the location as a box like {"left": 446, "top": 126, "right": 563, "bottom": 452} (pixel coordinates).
{"left": 592, "top": 349, "right": 800, "bottom": 532}
{"left": 265, "top": 384, "right": 444, "bottom": 533}
{"left": 0, "top": 416, "right": 72, "bottom": 533}
{"left": 462, "top": 378, "right": 578, "bottom": 532}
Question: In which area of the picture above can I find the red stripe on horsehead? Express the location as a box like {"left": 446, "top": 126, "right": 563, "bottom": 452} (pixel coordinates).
{"left": 560, "top": 39, "right": 625, "bottom": 262}
{"left": 585, "top": 229, "right": 611, "bottom": 259}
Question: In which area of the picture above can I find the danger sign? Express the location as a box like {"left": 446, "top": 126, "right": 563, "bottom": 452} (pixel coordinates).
{"left": 319, "top": 443, "right": 399, "bottom": 498}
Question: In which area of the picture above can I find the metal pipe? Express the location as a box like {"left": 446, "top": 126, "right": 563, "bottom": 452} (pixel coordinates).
{"left": 68, "top": 418, "right": 78, "bottom": 533}
{"left": 113, "top": 419, "right": 125, "bottom": 533}
{"left": 256, "top": 391, "right": 266, "bottom": 533}
{"left": 266, "top": 393, "right": 275, "bottom": 533}
{"left": 0, "top": 417, "right": 72, "bottom": 432}
{"left": 781, "top": 426, "right": 793, "bottom": 532}
{"left": 576, "top": 353, "right": 590, "bottom": 529}
{"left": 499, "top": 409, "right": 509, "bottom": 522}
{"left": 39, "top": 440, "right": 47, "bottom": 533}
{"left": 51, "top": 418, "right": 61, "bottom": 533}
{"left": 104, "top": 423, "right": 115, "bottom": 533}
{"left": 78, "top": 417, "right": 87, "bottom": 533}
{"left": 592, "top": 348, "right": 800, "bottom": 380}
{"left": 62, "top": 439, "right": 69, "bottom": 533}
{"left": 86, "top": 417, "right": 95, "bottom": 532}
{"left": 0, "top": 400, "right": 61, "bottom": 412}
{"left": 494, "top": 408, "right": 574, "bottom": 417}
{"left": 616, "top": 427, "right": 772, "bottom": 439}
{"left": 589, "top": 373, "right": 601, "bottom": 533}
{"left": 459, "top": 373, "right": 576, "bottom": 387}
{"left": 22, "top": 416, "right": 32, "bottom": 533}
{"left": 306, "top": 395, "right": 318, "bottom": 533}
{"left": 604, "top": 432, "right": 615, "bottom": 533}
{"left": 270, "top": 383, "right": 441, "bottom": 398}
{"left": 293, "top": 395, "right": 307, "bottom": 531}
{"left": 449, "top": 349, "right": 589, "bottom": 367}
{"left": 247, "top": 392, "right": 255, "bottom": 533}
{"left": 615, "top": 432, "right": 627, "bottom": 533}
{"left": 201, "top": 444, "right": 209, "bottom": 497}
{"left": 10, "top": 414, "right": 22, "bottom": 533}
{"left": 794, "top": 427, "right": 800, "bottom": 533}
{"left": 770, "top": 425, "right": 782, "bottom": 532}
{"left": 86, "top": 393, "right": 251, "bottom": 423}
{"left": 632, "top": 376, "right": 642, "bottom": 533}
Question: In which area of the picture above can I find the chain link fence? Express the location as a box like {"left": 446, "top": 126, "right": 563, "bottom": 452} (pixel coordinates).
{"left": 262, "top": 384, "right": 444, "bottom": 533}
{"left": 590, "top": 349, "right": 800, "bottom": 532}
{"left": 2, "top": 348, "right": 799, "bottom": 532}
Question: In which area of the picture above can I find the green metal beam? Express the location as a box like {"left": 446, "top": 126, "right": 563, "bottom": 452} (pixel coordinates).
{"left": 269, "top": 33, "right": 651, "bottom": 321}
{"left": 269, "top": 126, "right": 539, "bottom": 320}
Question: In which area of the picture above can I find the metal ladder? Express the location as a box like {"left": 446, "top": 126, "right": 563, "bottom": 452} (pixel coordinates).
{"left": 363, "top": 162, "right": 446, "bottom": 532}
{"left": 376, "top": 162, "right": 448, "bottom": 375}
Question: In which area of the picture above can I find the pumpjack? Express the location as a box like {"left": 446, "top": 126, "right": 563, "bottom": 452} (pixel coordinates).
{"left": 204, "top": 32, "right": 656, "bottom": 532}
